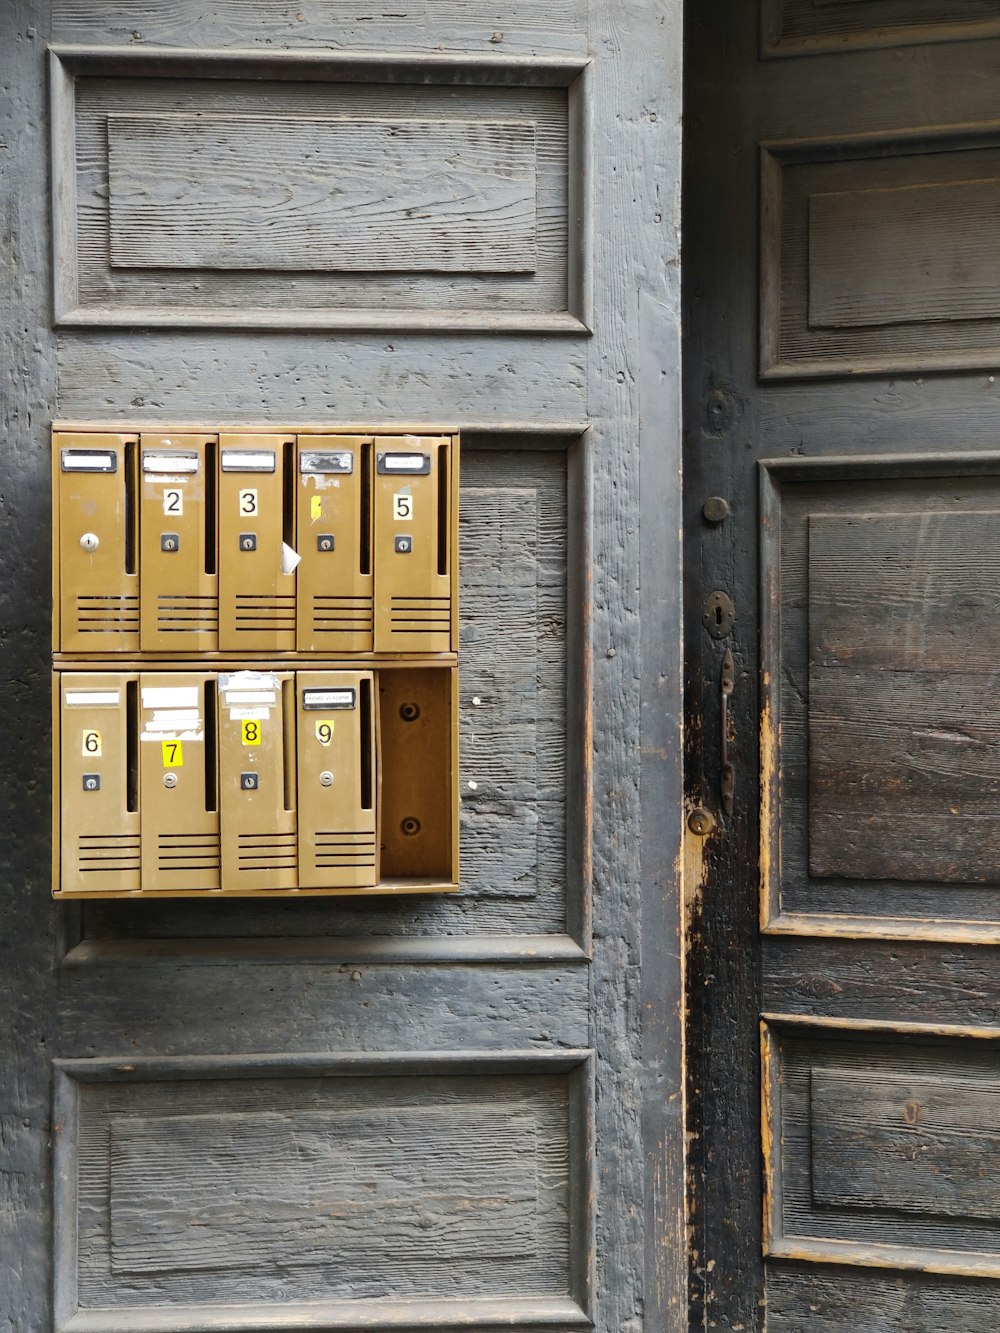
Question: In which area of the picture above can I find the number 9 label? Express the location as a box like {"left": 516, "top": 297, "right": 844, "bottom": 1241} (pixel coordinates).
{"left": 315, "top": 719, "right": 334, "bottom": 746}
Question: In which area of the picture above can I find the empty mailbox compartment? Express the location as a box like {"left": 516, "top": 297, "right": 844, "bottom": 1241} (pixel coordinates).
{"left": 139, "top": 434, "right": 219, "bottom": 652}
{"left": 297, "top": 671, "right": 378, "bottom": 888}
{"left": 373, "top": 436, "right": 458, "bottom": 654}
{"left": 218, "top": 435, "right": 297, "bottom": 652}
{"left": 53, "top": 433, "right": 139, "bottom": 653}
{"left": 218, "top": 670, "right": 297, "bottom": 891}
{"left": 378, "top": 667, "right": 458, "bottom": 887}
{"left": 295, "top": 436, "right": 374, "bottom": 653}
{"left": 138, "top": 672, "right": 220, "bottom": 891}
{"left": 55, "top": 672, "right": 140, "bottom": 894}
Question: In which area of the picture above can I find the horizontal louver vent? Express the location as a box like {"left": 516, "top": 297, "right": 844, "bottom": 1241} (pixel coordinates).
{"left": 157, "top": 832, "right": 220, "bottom": 873}
{"left": 75, "top": 595, "right": 139, "bottom": 634}
{"left": 156, "top": 595, "right": 218, "bottom": 634}
{"left": 233, "top": 594, "right": 295, "bottom": 632}
{"left": 389, "top": 595, "right": 451, "bottom": 634}
{"left": 237, "top": 832, "right": 297, "bottom": 871}
{"left": 311, "top": 595, "right": 374, "bottom": 635}
{"left": 314, "top": 831, "right": 377, "bottom": 869}
{"left": 78, "top": 833, "right": 141, "bottom": 872}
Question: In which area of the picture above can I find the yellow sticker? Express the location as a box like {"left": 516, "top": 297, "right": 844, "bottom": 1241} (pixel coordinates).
{"left": 310, "top": 495, "right": 323, "bottom": 521}
{"left": 82, "top": 729, "right": 102, "bottom": 758}
{"left": 161, "top": 740, "right": 184, "bottom": 768}
{"left": 314, "top": 719, "right": 335, "bottom": 745}
{"left": 241, "top": 719, "right": 262, "bottom": 746}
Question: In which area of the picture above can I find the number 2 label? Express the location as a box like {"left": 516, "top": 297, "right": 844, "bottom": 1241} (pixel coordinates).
{"left": 163, "top": 488, "right": 183, "bottom": 516}
{"left": 393, "top": 492, "right": 412, "bottom": 521}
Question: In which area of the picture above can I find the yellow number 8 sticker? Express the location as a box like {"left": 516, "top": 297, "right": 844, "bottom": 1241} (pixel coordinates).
{"left": 241, "top": 719, "right": 262, "bottom": 746}
{"left": 315, "top": 719, "right": 334, "bottom": 746}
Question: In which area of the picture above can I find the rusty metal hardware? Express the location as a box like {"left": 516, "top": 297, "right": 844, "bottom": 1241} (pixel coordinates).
{"left": 702, "top": 589, "right": 735, "bottom": 639}
{"left": 702, "top": 496, "right": 730, "bottom": 523}
{"left": 720, "top": 647, "right": 735, "bottom": 817}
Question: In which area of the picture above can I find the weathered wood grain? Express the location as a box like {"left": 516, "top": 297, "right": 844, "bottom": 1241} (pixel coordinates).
{"left": 52, "top": 0, "right": 590, "bottom": 56}
{"left": 764, "top": 0, "right": 1000, "bottom": 56}
{"left": 810, "top": 1067, "right": 1000, "bottom": 1220}
{"left": 60, "top": 66, "right": 575, "bottom": 328}
{"left": 768, "top": 1265, "right": 1000, "bottom": 1332}
{"left": 108, "top": 113, "right": 538, "bottom": 275}
{"left": 810, "top": 179, "right": 1000, "bottom": 328}
{"left": 69, "top": 1066, "right": 574, "bottom": 1311}
{"left": 109, "top": 1108, "right": 538, "bottom": 1273}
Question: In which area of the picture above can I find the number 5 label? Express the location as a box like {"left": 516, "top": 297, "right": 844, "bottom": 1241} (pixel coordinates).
{"left": 393, "top": 492, "right": 413, "bottom": 521}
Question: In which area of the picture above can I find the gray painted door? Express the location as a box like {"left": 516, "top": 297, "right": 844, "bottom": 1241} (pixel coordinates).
{"left": 686, "top": 5, "right": 1000, "bottom": 1329}
{"left": 0, "top": 2, "right": 684, "bottom": 1330}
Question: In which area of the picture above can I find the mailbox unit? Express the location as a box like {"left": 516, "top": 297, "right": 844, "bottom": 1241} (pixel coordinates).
{"left": 51, "top": 427, "right": 460, "bottom": 899}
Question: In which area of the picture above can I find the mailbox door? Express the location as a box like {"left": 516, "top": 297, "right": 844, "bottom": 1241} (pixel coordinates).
{"left": 138, "top": 672, "right": 220, "bottom": 892}
{"left": 139, "top": 434, "right": 219, "bottom": 651}
{"left": 218, "top": 670, "right": 296, "bottom": 891}
{"left": 54, "top": 432, "right": 139, "bottom": 653}
{"left": 56, "top": 672, "right": 139, "bottom": 894}
{"left": 295, "top": 435, "right": 374, "bottom": 653}
{"left": 373, "top": 435, "right": 457, "bottom": 654}
{"left": 296, "top": 670, "right": 377, "bottom": 888}
{"left": 218, "top": 434, "right": 296, "bottom": 652}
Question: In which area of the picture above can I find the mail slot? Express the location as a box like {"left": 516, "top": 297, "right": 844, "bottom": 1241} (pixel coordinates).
{"left": 218, "top": 670, "right": 296, "bottom": 890}
{"left": 53, "top": 433, "right": 139, "bottom": 653}
{"left": 138, "top": 672, "right": 220, "bottom": 891}
{"left": 295, "top": 436, "right": 374, "bottom": 653}
{"left": 139, "top": 434, "right": 219, "bottom": 652}
{"left": 296, "top": 672, "right": 378, "bottom": 888}
{"left": 56, "top": 672, "right": 140, "bottom": 894}
{"left": 373, "top": 436, "right": 457, "bottom": 653}
{"left": 218, "top": 435, "right": 296, "bottom": 652}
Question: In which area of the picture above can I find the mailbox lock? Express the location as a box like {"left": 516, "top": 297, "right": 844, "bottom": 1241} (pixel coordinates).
{"left": 163, "top": 772, "right": 178, "bottom": 789}
{"left": 319, "top": 770, "right": 334, "bottom": 787}
{"left": 401, "top": 816, "right": 421, "bottom": 837}
{"left": 399, "top": 701, "right": 421, "bottom": 722}
{"left": 80, "top": 532, "right": 99, "bottom": 552}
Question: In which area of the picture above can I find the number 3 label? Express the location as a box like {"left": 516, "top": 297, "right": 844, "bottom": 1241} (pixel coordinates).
{"left": 241, "top": 719, "right": 262, "bottom": 746}
{"left": 393, "top": 492, "right": 412, "bottom": 521}
{"left": 239, "top": 489, "right": 258, "bottom": 516}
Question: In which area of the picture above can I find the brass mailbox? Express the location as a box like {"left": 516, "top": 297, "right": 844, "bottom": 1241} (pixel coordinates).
{"left": 139, "top": 434, "right": 219, "bottom": 652}
{"left": 53, "top": 434, "right": 139, "bottom": 653}
{"left": 56, "top": 672, "right": 139, "bottom": 893}
{"left": 295, "top": 436, "right": 373, "bottom": 653}
{"left": 218, "top": 670, "right": 296, "bottom": 891}
{"left": 52, "top": 426, "right": 460, "bottom": 899}
{"left": 296, "top": 671, "right": 378, "bottom": 888}
{"left": 137, "top": 672, "right": 220, "bottom": 892}
{"left": 373, "top": 436, "right": 458, "bottom": 654}
{"left": 218, "top": 435, "right": 296, "bottom": 652}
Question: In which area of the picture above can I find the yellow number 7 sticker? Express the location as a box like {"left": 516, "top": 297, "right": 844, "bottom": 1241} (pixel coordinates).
{"left": 241, "top": 719, "right": 262, "bottom": 746}
{"left": 161, "top": 740, "right": 184, "bottom": 768}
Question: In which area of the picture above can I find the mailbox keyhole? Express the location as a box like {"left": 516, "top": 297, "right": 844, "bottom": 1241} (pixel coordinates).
{"left": 401, "top": 816, "right": 421, "bottom": 837}
{"left": 399, "top": 701, "right": 421, "bottom": 722}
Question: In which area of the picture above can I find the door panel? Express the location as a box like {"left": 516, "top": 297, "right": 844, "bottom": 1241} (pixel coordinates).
{"left": 0, "top": 2, "right": 684, "bottom": 1330}
{"left": 686, "top": 5, "right": 1000, "bottom": 1328}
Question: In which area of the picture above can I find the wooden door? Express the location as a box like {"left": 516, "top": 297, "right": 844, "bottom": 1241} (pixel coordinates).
{"left": 686, "top": 5, "right": 1000, "bottom": 1329}
{"left": 0, "top": 2, "right": 686, "bottom": 1329}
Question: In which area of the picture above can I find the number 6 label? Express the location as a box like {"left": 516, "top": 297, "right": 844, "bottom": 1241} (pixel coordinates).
{"left": 393, "top": 492, "right": 413, "bottom": 521}
{"left": 82, "top": 729, "right": 102, "bottom": 757}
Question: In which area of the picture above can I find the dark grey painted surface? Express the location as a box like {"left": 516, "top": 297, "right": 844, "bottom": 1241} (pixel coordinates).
{"left": 685, "top": 3, "right": 1000, "bottom": 1328}
{"left": 0, "top": 2, "right": 684, "bottom": 1329}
